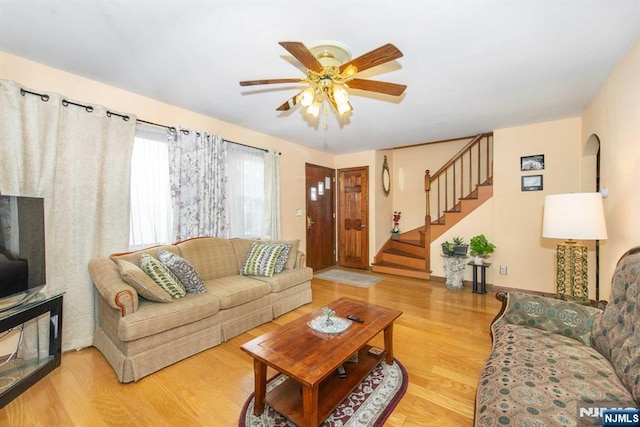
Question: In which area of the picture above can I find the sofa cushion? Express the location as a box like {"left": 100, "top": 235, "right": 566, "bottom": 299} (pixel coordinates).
{"left": 157, "top": 249, "right": 207, "bottom": 294}
{"left": 240, "top": 242, "right": 286, "bottom": 277}
{"left": 177, "top": 237, "right": 239, "bottom": 279}
{"left": 204, "top": 275, "right": 271, "bottom": 309}
{"left": 140, "top": 253, "right": 187, "bottom": 299}
{"left": 476, "top": 323, "right": 636, "bottom": 426}
{"left": 116, "top": 259, "right": 172, "bottom": 303}
{"left": 250, "top": 266, "right": 313, "bottom": 293}
{"left": 591, "top": 249, "right": 640, "bottom": 402}
{"left": 117, "top": 292, "right": 222, "bottom": 342}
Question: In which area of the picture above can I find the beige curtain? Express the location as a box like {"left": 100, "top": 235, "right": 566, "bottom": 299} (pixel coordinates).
{"left": 0, "top": 80, "right": 136, "bottom": 351}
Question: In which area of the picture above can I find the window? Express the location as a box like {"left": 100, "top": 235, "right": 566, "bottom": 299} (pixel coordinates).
{"left": 129, "top": 124, "right": 270, "bottom": 246}
{"left": 129, "top": 124, "right": 173, "bottom": 250}
{"left": 227, "top": 143, "right": 266, "bottom": 239}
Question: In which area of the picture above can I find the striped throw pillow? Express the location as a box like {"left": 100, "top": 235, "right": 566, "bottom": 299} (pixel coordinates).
{"left": 140, "top": 253, "right": 187, "bottom": 299}
{"left": 240, "top": 242, "right": 285, "bottom": 277}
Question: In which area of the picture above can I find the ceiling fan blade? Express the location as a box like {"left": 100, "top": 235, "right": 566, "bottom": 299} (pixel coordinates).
{"left": 240, "top": 78, "right": 302, "bottom": 86}
{"left": 279, "top": 41, "right": 324, "bottom": 73}
{"left": 276, "top": 91, "right": 304, "bottom": 111}
{"left": 346, "top": 78, "right": 407, "bottom": 96}
{"left": 339, "top": 43, "right": 403, "bottom": 75}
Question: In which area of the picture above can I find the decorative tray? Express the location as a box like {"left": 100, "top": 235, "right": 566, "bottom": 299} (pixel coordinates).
{"left": 307, "top": 316, "right": 352, "bottom": 334}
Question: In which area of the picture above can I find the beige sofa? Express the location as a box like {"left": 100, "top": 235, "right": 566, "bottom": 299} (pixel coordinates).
{"left": 88, "top": 237, "right": 312, "bottom": 383}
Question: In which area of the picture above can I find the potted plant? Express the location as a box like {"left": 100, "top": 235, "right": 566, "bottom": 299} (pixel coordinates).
{"left": 470, "top": 234, "right": 496, "bottom": 265}
{"left": 452, "top": 236, "right": 468, "bottom": 256}
{"left": 391, "top": 211, "right": 401, "bottom": 240}
{"left": 441, "top": 240, "right": 455, "bottom": 256}
{"left": 441, "top": 236, "right": 468, "bottom": 256}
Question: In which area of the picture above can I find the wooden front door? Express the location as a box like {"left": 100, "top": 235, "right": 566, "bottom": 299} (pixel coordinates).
{"left": 305, "top": 163, "right": 335, "bottom": 271}
{"left": 338, "top": 167, "right": 369, "bottom": 269}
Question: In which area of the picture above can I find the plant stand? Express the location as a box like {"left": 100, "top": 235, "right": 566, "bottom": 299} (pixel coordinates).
{"left": 442, "top": 256, "right": 468, "bottom": 290}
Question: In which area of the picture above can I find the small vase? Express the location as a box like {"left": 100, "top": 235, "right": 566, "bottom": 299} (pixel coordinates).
{"left": 474, "top": 256, "right": 484, "bottom": 265}
{"left": 391, "top": 232, "right": 399, "bottom": 240}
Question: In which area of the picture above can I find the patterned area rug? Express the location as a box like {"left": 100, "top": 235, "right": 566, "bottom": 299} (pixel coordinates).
{"left": 238, "top": 359, "right": 407, "bottom": 427}
{"left": 313, "top": 269, "right": 383, "bottom": 288}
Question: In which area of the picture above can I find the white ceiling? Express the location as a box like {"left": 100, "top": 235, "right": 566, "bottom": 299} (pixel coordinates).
{"left": 1, "top": 0, "right": 638, "bottom": 154}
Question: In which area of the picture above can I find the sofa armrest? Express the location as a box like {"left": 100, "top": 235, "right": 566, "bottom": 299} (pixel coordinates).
{"left": 492, "top": 292, "right": 602, "bottom": 346}
{"left": 293, "top": 250, "right": 306, "bottom": 268}
{"left": 89, "top": 257, "right": 139, "bottom": 316}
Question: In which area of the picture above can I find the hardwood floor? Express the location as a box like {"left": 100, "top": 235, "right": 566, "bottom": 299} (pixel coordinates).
{"left": 0, "top": 270, "right": 502, "bottom": 426}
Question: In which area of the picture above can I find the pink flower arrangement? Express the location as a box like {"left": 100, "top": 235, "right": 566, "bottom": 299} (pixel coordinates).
{"left": 392, "top": 211, "right": 402, "bottom": 233}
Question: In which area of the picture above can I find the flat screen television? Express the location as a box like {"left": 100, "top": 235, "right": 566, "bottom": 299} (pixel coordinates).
{"left": 0, "top": 195, "right": 46, "bottom": 311}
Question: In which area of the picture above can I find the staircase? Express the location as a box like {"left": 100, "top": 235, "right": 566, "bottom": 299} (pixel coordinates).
{"left": 372, "top": 133, "right": 493, "bottom": 279}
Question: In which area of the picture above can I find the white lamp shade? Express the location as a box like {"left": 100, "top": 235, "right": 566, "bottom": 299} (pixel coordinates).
{"left": 542, "top": 193, "right": 607, "bottom": 240}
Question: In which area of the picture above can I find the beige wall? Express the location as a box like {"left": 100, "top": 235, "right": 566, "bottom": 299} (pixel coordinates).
{"left": 492, "top": 118, "right": 582, "bottom": 294}
{"left": 390, "top": 138, "right": 471, "bottom": 232}
{"left": 0, "top": 50, "right": 334, "bottom": 255}
{"left": 582, "top": 38, "right": 640, "bottom": 300}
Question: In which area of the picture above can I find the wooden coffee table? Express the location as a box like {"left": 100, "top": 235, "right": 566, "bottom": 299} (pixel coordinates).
{"left": 241, "top": 297, "right": 402, "bottom": 427}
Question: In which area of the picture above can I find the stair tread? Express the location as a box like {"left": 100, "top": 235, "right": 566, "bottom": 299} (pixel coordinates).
{"left": 371, "top": 261, "right": 429, "bottom": 272}
{"left": 393, "top": 238, "right": 423, "bottom": 247}
{"left": 384, "top": 248, "right": 425, "bottom": 260}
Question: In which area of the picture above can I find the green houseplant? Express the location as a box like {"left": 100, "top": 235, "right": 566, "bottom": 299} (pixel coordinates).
{"left": 442, "top": 236, "right": 468, "bottom": 256}
{"left": 469, "top": 234, "right": 496, "bottom": 265}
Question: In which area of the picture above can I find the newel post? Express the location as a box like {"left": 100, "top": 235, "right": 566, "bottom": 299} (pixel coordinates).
{"left": 424, "top": 170, "right": 431, "bottom": 273}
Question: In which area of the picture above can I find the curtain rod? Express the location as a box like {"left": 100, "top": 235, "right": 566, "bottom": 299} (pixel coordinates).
{"left": 137, "top": 118, "right": 280, "bottom": 155}
{"left": 20, "top": 88, "right": 131, "bottom": 121}
{"left": 17, "top": 88, "right": 279, "bottom": 155}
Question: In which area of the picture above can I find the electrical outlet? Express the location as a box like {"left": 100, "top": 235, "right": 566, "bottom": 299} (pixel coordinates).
{"left": 500, "top": 266, "right": 507, "bottom": 275}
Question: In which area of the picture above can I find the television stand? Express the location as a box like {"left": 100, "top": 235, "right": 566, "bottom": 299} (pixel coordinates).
{"left": 0, "top": 291, "right": 64, "bottom": 408}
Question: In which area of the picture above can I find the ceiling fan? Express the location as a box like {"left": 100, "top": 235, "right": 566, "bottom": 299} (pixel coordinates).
{"left": 239, "top": 41, "right": 406, "bottom": 118}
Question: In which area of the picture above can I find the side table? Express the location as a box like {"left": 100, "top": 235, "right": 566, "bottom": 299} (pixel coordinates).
{"left": 468, "top": 262, "right": 491, "bottom": 294}
{"left": 0, "top": 291, "right": 64, "bottom": 407}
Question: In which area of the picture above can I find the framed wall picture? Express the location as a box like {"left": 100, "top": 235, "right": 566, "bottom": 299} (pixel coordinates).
{"left": 521, "top": 175, "right": 543, "bottom": 191}
{"left": 521, "top": 154, "right": 545, "bottom": 171}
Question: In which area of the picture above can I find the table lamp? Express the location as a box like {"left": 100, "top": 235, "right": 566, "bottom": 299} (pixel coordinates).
{"left": 542, "top": 193, "right": 607, "bottom": 302}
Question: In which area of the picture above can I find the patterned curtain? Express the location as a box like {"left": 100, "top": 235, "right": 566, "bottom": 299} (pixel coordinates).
{"left": 168, "top": 128, "right": 228, "bottom": 240}
{"left": 0, "top": 79, "right": 136, "bottom": 351}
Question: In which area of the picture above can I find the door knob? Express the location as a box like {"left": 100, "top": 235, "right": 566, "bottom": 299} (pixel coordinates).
{"left": 307, "top": 216, "right": 315, "bottom": 229}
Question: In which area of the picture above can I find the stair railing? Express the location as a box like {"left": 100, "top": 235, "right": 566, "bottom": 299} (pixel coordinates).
{"left": 424, "top": 132, "right": 493, "bottom": 237}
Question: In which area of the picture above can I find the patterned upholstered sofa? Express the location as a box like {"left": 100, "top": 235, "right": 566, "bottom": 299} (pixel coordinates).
{"left": 475, "top": 247, "right": 640, "bottom": 426}
{"left": 89, "top": 237, "right": 312, "bottom": 383}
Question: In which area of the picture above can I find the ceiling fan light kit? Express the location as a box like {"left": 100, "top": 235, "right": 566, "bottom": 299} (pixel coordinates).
{"left": 239, "top": 40, "right": 406, "bottom": 124}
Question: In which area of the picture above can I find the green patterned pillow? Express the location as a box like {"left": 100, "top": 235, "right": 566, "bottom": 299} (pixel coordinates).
{"left": 140, "top": 253, "right": 187, "bottom": 299}
{"left": 240, "top": 242, "right": 285, "bottom": 277}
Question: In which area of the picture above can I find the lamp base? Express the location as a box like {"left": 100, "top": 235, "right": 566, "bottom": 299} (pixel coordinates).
{"left": 556, "top": 242, "right": 588, "bottom": 300}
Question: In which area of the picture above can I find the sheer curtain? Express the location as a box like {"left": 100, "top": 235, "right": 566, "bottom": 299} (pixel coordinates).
{"left": 0, "top": 79, "right": 136, "bottom": 351}
{"left": 129, "top": 123, "right": 172, "bottom": 249}
{"left": 227, "top": 144, "right": 265, "bottom": 239}
{"left": 168, "top": 128, "right": 228, "bottom": 240}
{"left": 264, "top": 149, "right": 281, "bottom": 239}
